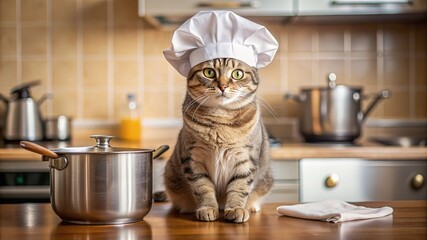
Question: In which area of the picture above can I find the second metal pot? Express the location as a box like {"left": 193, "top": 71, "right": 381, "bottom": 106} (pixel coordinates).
{"left": 44, "top": 115, "right": 72, "bottom": 141}
{"left": 286, "top": 73, "right": 390, "bottom": 143}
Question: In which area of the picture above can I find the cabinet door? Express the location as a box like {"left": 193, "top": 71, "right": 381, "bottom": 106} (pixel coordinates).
{"left": 140, "top": 0, "right": 295, "bottom": 16}
{"left": 264, "top": 160, "right": 299, "bottom": 203}
{"left": 298, "top": 0, "right": 427, "bottom": 15}
{"left": 299, "top": 158, "right": 427, "bottom": 202}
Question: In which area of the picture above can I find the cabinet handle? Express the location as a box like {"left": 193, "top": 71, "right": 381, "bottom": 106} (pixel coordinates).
{"left": 411, "top": 174, "right": 424, "bottom": 190}
{"left": 197, "top": 1, "right": 260, "bottom": 9}
{"left": 331, "top": 0, "right": 413, "bottom": 5}
{"left": 325, "top": 174, "right": 340, "bottom": 188}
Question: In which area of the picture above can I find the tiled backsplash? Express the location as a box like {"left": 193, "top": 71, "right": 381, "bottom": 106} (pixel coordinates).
{"left": 0, "top": 0, "right": 426, "bottom": 138}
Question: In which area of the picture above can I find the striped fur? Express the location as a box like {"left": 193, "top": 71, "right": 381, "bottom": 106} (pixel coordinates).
{"left": 164, "top": 58, "right": 273, "bottom": 223}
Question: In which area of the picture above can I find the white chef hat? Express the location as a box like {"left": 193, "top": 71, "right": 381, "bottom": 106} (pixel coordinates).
{"left": 163, "top": 10, "right": 279, "bottom": 77}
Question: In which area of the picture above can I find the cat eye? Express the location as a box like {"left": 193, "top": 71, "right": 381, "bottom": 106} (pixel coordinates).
{"left": 203, "top": 68, "right": 216, "bottom": 78}
{"left": 231, "top": 69, "right": 244, "bottom": 80}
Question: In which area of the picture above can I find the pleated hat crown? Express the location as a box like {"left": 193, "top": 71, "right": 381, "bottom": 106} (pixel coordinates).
{"left": 163, "top": 10, "right": 279, "bottom": 77}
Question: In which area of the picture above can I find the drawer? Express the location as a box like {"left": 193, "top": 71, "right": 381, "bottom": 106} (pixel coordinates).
{"left": 299, "top": 158, "right": 427, "bottom": 202}
{"left": 140, "top": 0, "right": 295, "bottom": 16}
{"left": 298, "top": 0, "right": 427, "bottom": 15}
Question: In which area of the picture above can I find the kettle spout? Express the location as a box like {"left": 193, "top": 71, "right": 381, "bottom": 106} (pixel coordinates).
{"left": 360, "top": 90, "right": 391, "bottom": 122}
{"left": 37, "top": 93, "right": 53, "bottom": 105}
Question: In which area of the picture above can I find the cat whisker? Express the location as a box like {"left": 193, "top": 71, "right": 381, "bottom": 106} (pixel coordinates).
{"left": 256, "top": 97, "right": 280, "bottom": 124}
{"left": 184, "top": 94, "right": 204, "bottom": 110}
{"left": 184, "top": 87, "right": 220, "bottom": 115}
{"left": 233, "top": 90, "right": 258, "bottom": 109}
{"left": 192, "top": 95, "right": 212, "bottom": 120}
{"left": 183, "top": 94, "right": 210, "bottom": 114}
{"left": 187, "top": 95, "right": 209, "bottom": 110}
{"left": 231, "top": 91, "right": 245, "bottom": 114}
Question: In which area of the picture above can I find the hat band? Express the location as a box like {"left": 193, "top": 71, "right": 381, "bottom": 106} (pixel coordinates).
{"left": 189, "top": 43, "right": 256, "bottom": 68}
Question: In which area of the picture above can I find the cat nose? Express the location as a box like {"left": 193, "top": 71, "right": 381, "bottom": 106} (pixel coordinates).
{"left": 219, "top": 84, "right": 228, "bottom": 92}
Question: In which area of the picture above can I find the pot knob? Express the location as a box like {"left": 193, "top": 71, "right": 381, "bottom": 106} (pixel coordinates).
{"left": 91, "top": 135, "right": 114, "bottom": 148}
{"left": 327, "top": 73, "right": 337, "bottom": 89}
{"left": 325, "top": 173, "right": 339, "bottom": 188}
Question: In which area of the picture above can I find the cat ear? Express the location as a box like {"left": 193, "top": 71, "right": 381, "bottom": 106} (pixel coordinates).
{"left": 250, "top": 68, "right": 260, "bottom": 84}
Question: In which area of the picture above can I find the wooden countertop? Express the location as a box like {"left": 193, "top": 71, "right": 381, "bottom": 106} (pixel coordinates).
{"left": 0, "top": 138, "right": 175, "bottom": 161}
{"left": 0, "top": 201, "right": 426, "bottom": 239}
{"left": 1, "top": 139, "right": 426, "bottom": 161}
{"left": 270, "top": 143, "right": 427, "bottom": 160}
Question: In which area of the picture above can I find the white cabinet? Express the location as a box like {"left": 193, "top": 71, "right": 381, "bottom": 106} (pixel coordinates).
{"left": 138, "top": 0, "right": 427, "bottom": 27}
{"left": 298, "top": 0, "right": 427, "bottom": 15}
{"left": 264, "top": 160, "right": 299, "bottom": 203}
{"left": 299, "top": 158, "right": 427, "bottom": 202}
{"left": 139, "top": 0, "right": 294, "bottom": 16}
{"left": 139, "top": 0, "right": 295, "bottom": 27}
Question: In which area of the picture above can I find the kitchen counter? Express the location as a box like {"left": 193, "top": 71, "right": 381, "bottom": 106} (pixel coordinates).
{"left": 0, "top": 138, "right": 174, "bottom": 161}
{"left": 270, "top": 143, "right": 427, "bottom": 160}
{"left": 0, "top": 201, "right": 426, "bottom": 239}
{"left": 1, "top": 138, "right": 426, "bottom": 161}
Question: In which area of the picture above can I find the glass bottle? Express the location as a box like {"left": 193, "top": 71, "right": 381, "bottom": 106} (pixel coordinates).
{"left": 119, "top": 93, "right": 141, "bottom": 141}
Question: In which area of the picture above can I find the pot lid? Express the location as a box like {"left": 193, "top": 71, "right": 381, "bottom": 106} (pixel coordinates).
{"left": 301, "top": 73, "right": 362, "bottom": 91}
{"left": 301, "top": 85, "right": 362, "bottom": 92}
{"left": 52, "top": 135, "right": 154, "bottom": 154}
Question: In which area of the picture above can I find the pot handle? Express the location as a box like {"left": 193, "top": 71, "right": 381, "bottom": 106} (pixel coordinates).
{"left": 20, "top": 141, "right": 68, "bottom": 170}
{"left": 360, "top": 90, "right": 391, "bottom": 122}
{"left": 48, "top": 157, "right": 68, "bottom": 170}
{"left": 284, "top": 92, "right": 305, "bottom": 102}
{"left": 20, "top": 141, "right": 59, "bottom": 158}
{"left": 153, "top": 145, "right": 170, "bottom": 159}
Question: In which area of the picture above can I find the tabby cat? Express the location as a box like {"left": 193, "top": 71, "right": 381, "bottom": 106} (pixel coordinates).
{"left": 164, "top": 58, "right": 273, "bottom": 223}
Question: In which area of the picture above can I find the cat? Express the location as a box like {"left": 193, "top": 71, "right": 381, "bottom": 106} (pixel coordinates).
{"left": 164, "top": 58, "right": 273, "bottom": 223}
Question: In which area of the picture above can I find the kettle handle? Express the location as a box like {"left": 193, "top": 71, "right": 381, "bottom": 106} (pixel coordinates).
{"left": 37, "top": 92, "right": 53, "bottom": 105}
{"left": 361, "top": 90, "right": 391, "bottom": 122}
{"left": 0, "top": 93, "right": 8, "bottom": 103}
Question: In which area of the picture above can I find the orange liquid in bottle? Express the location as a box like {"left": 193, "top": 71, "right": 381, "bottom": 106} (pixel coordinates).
{"left": 120, "top": 118, "right": 141, "bottom": 141}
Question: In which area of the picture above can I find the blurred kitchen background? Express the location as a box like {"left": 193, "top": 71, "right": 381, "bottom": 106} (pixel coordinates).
{"left": 0, "top": 0, "right": 426, "bottom": 141}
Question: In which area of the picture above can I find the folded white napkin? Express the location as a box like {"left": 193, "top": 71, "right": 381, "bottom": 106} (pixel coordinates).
{"left": 276, "top": 199, "right": 393, "bottom": 223}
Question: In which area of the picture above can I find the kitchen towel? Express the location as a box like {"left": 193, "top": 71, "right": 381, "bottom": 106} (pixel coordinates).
{"left": 276, "top": 199, "right": 393, "bottom": 223}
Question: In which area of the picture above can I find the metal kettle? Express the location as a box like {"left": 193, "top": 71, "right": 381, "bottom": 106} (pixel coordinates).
{"left": 0, "top": 80, "right": 48, "bottom": 141}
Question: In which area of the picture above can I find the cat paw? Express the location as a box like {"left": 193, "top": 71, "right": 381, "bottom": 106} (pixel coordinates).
{"left": 196, "top": 207, "right": 219, "bottom": 222}
{"left": 248, "top": 205, "right": 261, "bottom": 213}
{"left": 224, "top": 208, "right": 250, "bottom": 223}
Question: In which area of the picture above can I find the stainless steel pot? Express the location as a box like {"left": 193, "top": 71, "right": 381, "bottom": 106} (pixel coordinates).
{"left": 20, "top": 135, "right": 169, "bottom": 225}
{"left": 286, "top": 73, "right": 390, "bottom": 143}
{"left": 44, "top": 115, "right": 72, "bottom": 141}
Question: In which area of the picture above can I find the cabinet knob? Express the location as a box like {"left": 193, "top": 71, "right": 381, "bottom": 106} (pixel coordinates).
{"left": 325, "top": 174, "right": 339, "bottom": 188}
{"left": 411, "top": 174, "right": 425, "bottom": 190}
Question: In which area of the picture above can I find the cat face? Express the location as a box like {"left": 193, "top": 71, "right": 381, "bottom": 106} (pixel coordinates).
{"left": 187, "top": 58, "right": 259, "bottom": 109}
